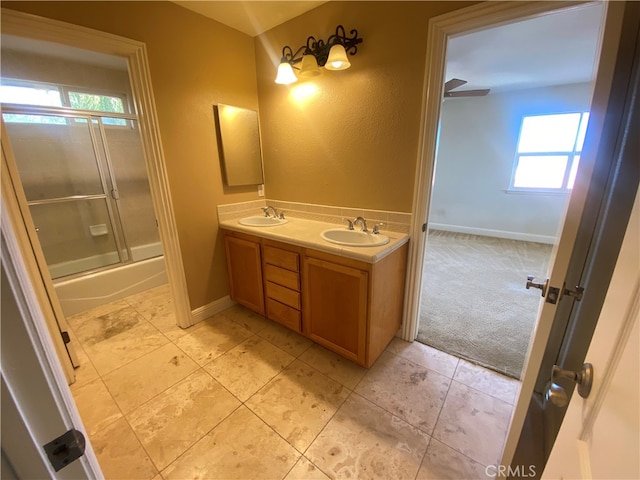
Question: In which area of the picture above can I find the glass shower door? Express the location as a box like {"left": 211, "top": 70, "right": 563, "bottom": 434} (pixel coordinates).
{"left": 3, "top": 112, "right": 127, "bottom": 279}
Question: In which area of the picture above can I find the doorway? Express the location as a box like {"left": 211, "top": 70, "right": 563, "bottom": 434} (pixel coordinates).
{"left": 415, "top": 3, "right": 606, "bottom": 380}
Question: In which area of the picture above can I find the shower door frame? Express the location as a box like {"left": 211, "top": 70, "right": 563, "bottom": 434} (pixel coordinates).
{"left": 1, "top": 11, "right": 193, "bottom": 331}
{"left": 1, "top": 104, "right": 146, "bottom": 279}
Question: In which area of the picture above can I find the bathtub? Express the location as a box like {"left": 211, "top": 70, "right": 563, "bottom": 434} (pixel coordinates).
{"left": 53, "top": 243, "right": 168, "bottom": 316}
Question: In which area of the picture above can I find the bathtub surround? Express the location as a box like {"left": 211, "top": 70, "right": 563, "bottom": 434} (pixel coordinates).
{"left": 69, "top": 284, "right": 517, "bottom": 479}
{"left": 217, "top": 200, "right": 412, "bottom": 234}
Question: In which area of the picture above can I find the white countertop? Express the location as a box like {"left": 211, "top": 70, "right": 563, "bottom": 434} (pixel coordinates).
{"left": 219, "top": 217, "right": 409, "bottom": 264}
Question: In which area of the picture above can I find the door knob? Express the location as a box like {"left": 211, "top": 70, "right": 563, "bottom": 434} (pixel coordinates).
{"left": 526, "top": 275, "right": 549, "bottom": 297}
{"left": 551, "top": 363, "right": 593, "bottom": 399}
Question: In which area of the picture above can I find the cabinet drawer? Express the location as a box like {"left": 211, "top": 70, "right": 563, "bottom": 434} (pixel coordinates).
{"left": 264, "top": 246, "right": 299, "bottom": 272}
{"left": 266, "top": 281, "right": 301, "bottom": 309}
{"left": 266, "top": 298, "right": 301, "bottom": 332}
{"left": 264, "top": 264, "right": 300, "bottom": 290}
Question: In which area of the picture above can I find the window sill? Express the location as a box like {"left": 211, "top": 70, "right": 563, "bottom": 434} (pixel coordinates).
{"left": 504, "top": 189, "right": 570, "bottom": 196}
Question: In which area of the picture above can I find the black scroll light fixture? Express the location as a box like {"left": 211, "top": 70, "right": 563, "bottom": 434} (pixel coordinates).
{"left": 275, "top": 25, "right": 363, "bottom": 85}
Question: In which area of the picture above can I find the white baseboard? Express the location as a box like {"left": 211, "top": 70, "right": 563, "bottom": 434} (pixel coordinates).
{"left": 191, "top": 295, "right": 236, "bottom": 325}
{"left": 428, "top": 223, "right": 556, "bottom": 244}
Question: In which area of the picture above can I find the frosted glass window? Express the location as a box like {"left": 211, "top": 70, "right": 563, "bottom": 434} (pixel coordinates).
{"left": 510, "top": 112, "right": 589, "bottom": 192}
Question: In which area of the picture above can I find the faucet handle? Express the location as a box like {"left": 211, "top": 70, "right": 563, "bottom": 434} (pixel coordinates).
{"left": 279, "top": 211, "right": 287, "bottom": 220}
{"left": 261, "top": 206, "right": 270, "bottom": 217}
{"left": 342, "top": 218, "right": 354, "bottom": 230}
{"left": 372, "top": 223, "right": 385, "bottom": 234}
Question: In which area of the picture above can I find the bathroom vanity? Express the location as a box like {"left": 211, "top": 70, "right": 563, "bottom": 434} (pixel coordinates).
{"left": 220, "top": 218, "right": 409, "bottom": 367}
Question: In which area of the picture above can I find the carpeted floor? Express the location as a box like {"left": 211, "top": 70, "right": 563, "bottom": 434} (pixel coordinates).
{"left": 417, "top": 230, "right": 553, "bottom": 379}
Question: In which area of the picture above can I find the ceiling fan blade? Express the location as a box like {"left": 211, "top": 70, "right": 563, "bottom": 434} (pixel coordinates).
{"left": 444, "top": 78, "right": 467, "bottom": 92}
{"left": 444, "top": 88, "right": 491, "bottom": 98}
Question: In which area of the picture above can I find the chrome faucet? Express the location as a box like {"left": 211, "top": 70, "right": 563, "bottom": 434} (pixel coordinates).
{"left": 353, "top": 216, "right": 368, "bottom": 232}
{"left": 261, "top": 205, "right": 279, "bottom": 218}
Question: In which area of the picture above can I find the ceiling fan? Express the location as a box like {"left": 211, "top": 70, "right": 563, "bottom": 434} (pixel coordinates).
{"left": 444, "top": 78, "right": 490, "bottom": 98}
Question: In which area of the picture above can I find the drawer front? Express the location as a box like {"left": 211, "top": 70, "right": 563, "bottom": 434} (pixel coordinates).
{"left": 264, "top": 246, "right": 299, "bottom": 272}
{"left": 266, "top": 298, "right": 301, "bottom": 332}
{"left": 264, "top": 264, "right": 300, "bottom": 291}
{"left": 265, "top": 281, "right": 301, "bottom": 310}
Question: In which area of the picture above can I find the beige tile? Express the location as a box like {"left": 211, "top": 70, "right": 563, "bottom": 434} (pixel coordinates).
{"left": 85, "top": 322, "right": 169, "bottom": 375}
{"left": 133, "top": 296, "right": 186, "bottom": 341}
{"left": 174, "top": 315, "right": 253, "bottom": 366}
{"left": 90, "top": 417, "right": 157, "bottom": 480}
{"left": 246, "top": 360, "right": 349, "bottom": 451}
{"left": 204, "top": 336, "right": 294, "bottom": 401}
{"left": 72, "top": 378, "right": 122, "bottom": 436}
{"left": 162, "top": 406, "right": 299, "bottom": 480}
{"left": 68, "top": 334, "right": 100, "bottom": 390}
{"left": 285, "top": 456, "right": 330, "bottom": 480}
{"left": 306, "top": 394, "right": 429, "bottom": 479}
{"left": 70, "top": 305, "right": 145, "bottom": 346}
{"left": 299, "top": 344, "right": 368, "bottom": 389}
{"left": 127, "top": 370, "right": 240, "bottom": 470}
{"left": 355, "top": 351, "right": 450, "bottom": 434}
{"left": 257, "top": 322, "right": 312, "bottom": 357}
{"left": 433, "top": 381, "right": 512, "bottom": 467}
{"left": 454, "top": 359, "right": 520, "bottom": 405}
{"left": 417, "top": 438, "right": 489, "bottom": 479}
{"left": 67, "top": 300, "right": 130, "bottom": 330}
{"left": 103, "top": 343, "right": 199, "bottom": 414}
{"left": 221, "top": 304, "right": 272, "bottom": 334}
{"left": 387, "top": 338, "right": 459, "bottom": 378}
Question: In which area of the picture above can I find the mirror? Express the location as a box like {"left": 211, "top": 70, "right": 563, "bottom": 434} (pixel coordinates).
{"left": 214, "top": 104, "right": 264, "bottom": 186}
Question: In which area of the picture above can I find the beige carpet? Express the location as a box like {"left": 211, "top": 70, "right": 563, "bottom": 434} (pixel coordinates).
{"left": 417, "top": 230, "right": 553, "bottom": 379}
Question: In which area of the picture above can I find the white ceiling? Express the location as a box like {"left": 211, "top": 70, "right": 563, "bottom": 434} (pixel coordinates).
{"left": 445, "top": 3, "right": 605, "bottom": 93}
{"left": 172, "top": 1, "right": 326, "bottom": 37}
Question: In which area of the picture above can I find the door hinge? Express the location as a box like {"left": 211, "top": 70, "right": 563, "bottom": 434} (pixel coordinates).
{"left": 43, "top": 429, "right": 86, "bottom": 472}
{"left": 422, "top": 223, "right": 427, "bottom": 233}
{"left": 61, "top": 331, "right": 71, "bottom": 344}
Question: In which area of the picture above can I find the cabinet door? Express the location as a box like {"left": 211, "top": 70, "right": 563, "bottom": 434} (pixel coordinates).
{"left": 303, "top": 257, "right": 368, "bottom": 365}
{"left": 224, "top": 235, "right": 265, "bottom": 315}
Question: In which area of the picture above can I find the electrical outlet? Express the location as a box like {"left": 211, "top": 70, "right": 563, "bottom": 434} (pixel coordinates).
{"left": 258, "top": 184, "right": 265, "bottom": 197}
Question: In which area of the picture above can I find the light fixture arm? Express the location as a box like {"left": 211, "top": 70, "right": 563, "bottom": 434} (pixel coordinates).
{"left": 279, "top": 25, "right": 363, "bottom": 68}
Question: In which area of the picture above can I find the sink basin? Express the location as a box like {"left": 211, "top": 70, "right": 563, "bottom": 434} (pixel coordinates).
{"left": 238, "top": 216, "right": 288, "bottom": 227}
{"left": 321, "top": 228, "right": 390, "bottom": 247}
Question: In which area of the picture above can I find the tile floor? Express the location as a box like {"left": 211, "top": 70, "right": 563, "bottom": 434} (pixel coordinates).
{"left": 67, "top": 284, "right": 520, "bottom": 480}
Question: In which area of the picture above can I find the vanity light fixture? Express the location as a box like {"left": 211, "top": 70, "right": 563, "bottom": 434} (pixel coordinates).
{"left": 274, "top": 25, "right": 363, "bottom": 85}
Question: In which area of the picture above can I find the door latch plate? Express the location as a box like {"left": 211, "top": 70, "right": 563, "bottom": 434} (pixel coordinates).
{"left": 43, "top": 428, "right": 86, "bottom": 471}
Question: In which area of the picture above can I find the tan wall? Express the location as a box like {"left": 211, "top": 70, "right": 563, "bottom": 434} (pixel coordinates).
{"left": 255, "top": 1, "right": 476, "bottom": 212}
{"left": 3, "top": 1, "right": 262, "bottom": 310}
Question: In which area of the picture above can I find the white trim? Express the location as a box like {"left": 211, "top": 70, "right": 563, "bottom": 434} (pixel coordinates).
{"left": 1, "top": 192, "right": 103, "bottom": 478}
{"left": 428, "top": 223, "right": 556, "bottom": 244}
{"left": 1, "top": 9, "right": 193, "bottom": 328}
{"left": 191, "top": 296, "right": 236, "bottom": 324}
{"left": 404, "top": 0, "right": 589, "bottom": 343}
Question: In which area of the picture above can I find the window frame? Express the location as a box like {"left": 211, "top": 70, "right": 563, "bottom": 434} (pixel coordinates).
{"left": 1, "top": 78, "right": 132, "bottom": 127}
{"left": 508, "top": 111, "right": 589, "bottom": 194}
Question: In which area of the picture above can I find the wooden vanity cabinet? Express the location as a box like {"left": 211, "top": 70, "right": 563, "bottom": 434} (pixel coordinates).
{"left": 302, "top": 244, "right": 408, "bottom": 368}
{"left": 303, "top": 256, "right": 368, "bottom": 365}
{"left": 222, "top": 227, "right": 409, "bottom": 367}
{"left": 223, "top": 231, "right": 265, "bottom": 315}
{"left": 262, "top": 240, "right": 303, "bottom": 332}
